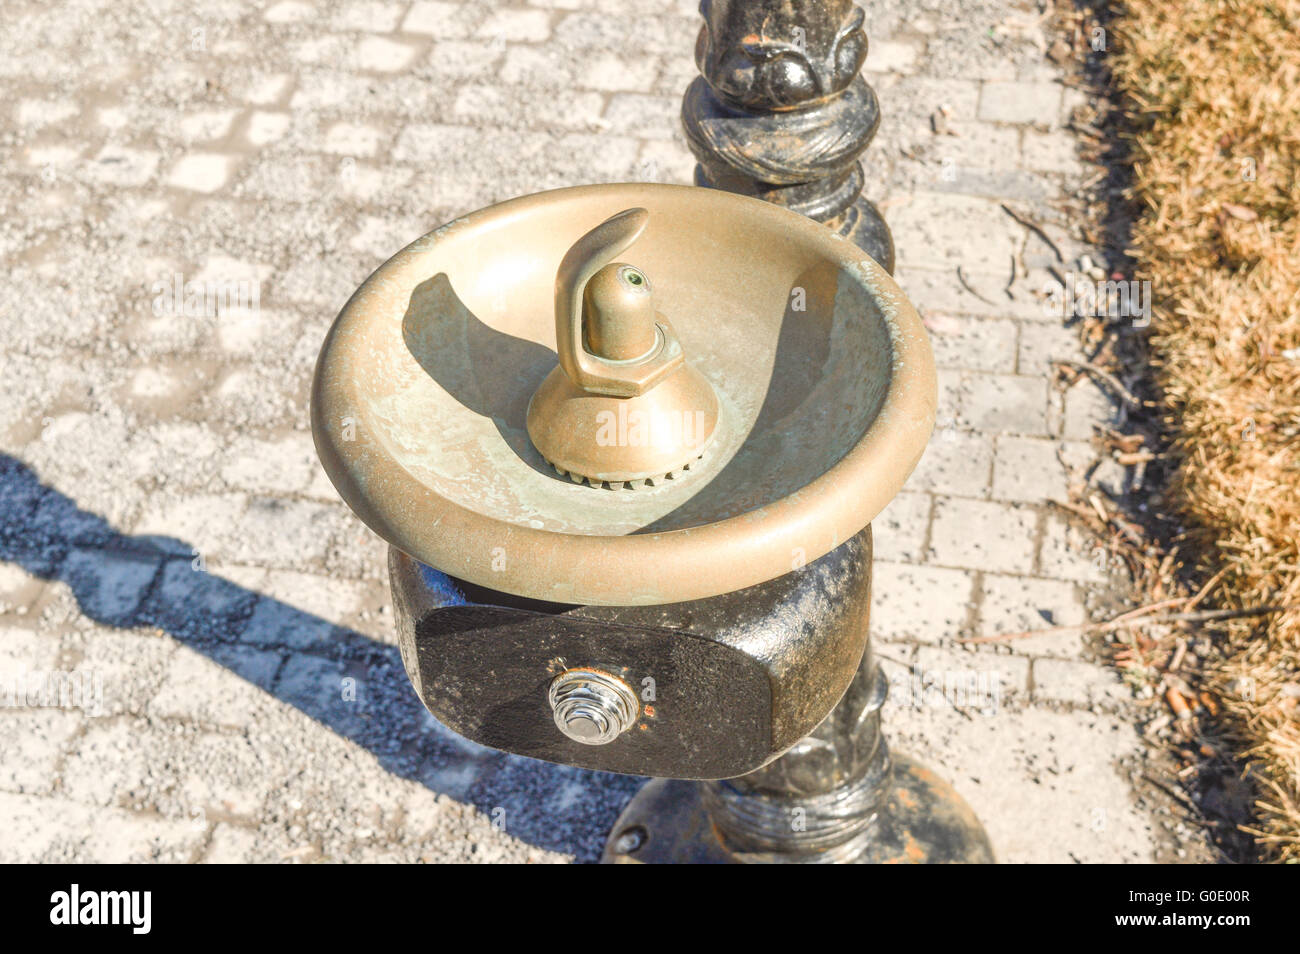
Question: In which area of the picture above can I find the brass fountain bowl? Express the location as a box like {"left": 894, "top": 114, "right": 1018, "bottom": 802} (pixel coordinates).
{"left": 311, "top": 183, "right": 935, "bottom": 606}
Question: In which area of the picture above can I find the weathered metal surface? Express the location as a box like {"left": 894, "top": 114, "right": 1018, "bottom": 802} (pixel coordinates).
{"left": 682, "top": 0, "right": 895, "bottom": 270}
{"left": 311, "top": 172, "right": 986, "bottom": 863}
{"left": 602, "top": 754, "right": 995, "bottom": 864}
{"left": 388, "top": 528, "right": 874, "bottom": 779}
{"left": 311, "top": 183, "right": 934, "bottom": 606}
{"left": 526, "top": 208, "right": 720, "bottom": 486}
{"left": 603, "top": 636, "right": 993, "bottom": 863}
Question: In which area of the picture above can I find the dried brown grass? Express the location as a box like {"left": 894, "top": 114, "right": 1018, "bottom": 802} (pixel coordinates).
{"left": 1112, "top": 0, "right": 1300, "bottom": 860}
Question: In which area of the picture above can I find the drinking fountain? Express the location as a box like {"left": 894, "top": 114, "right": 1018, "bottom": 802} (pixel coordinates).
{"left": 311, "top": 183, "right": 993, "bottom": 863}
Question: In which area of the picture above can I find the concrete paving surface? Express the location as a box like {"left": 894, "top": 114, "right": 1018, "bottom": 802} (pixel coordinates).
{"left": 0, "top": 0, "right": 1210, "bottom": 862}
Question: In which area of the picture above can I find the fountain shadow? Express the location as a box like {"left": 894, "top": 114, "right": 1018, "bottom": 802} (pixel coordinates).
{"left": 0, "top": 453, "right": 640, "bottom": 861}
{"left": 400, "top": 272, "right": 562, "bottom": 482}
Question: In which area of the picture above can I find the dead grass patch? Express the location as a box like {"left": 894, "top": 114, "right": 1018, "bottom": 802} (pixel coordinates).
{"left": 1111, "top": 0, "right": 1300, "bottom": 860}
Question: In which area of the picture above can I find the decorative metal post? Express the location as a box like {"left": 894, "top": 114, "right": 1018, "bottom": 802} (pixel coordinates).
{"left": 628, "top": 0, "right": 994, "bottom": 863}
{"left": 602, "top": 533, "right": 994, "bottom": 864}
{"left": 682, "top": 0, "right": 894, "bottom": 271}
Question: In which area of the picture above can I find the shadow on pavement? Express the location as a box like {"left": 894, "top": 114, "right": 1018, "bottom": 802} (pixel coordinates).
{"left": 0, "top": 452, "right": 640, "bottom": 861}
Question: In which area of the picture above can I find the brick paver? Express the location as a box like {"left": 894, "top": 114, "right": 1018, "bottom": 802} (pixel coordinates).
{"left": 0, "top": 0, "right": 1194, "bottom": 862}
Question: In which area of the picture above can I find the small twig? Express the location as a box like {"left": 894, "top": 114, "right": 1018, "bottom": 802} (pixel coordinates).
{"left": 1185, "top": 566, "right": 1230, "bottom": 612}
{"left": 1115, "top": 451, "right": 1154, "bottom": 465}
{"left": 1054, "top": 358, "right": 1145, "bottom": 410}
{"left": 1113, "top": 597, "right": 1190, "bottom": 622}
{"left": 1000, "top": 202, "right": 1065, "bottom": 262}
{"left": 956, "top": 265, "right": 997, "bottom": 306}
{"left": 1168, "top": 638, "right": 1187, "bottom": 673}
{"left": 1066, "top": 120, "right": 1105, "bottom": 142}
{"left": 961, "top": 604, "right": 1292, "bottom": 645}
{"left": 1131, "top": 457, "right": 1148, "bottom": 492}
{"left": 1047, "top": 499, "right": 1099, "bottom": 523}
{"left": 1141, "top": 772, "right": 1202, "bottom": 817}
{"left": 1150, "top": 605, "right": 1291, "bottom": 626}
{"left": 1082, "top": 492, "right": 1144, "bottom": 546}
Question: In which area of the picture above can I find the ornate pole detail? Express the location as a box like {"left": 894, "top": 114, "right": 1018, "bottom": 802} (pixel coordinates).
{"left": 701, "top": 655, "right": 894, "bottom": 861}
{"left": 682, "top": 0, "right": 894, "bottom": 271}
{"left": 601, "top": 532, "right": 995, "bottom": 865}
{"left": 699, "top": 650, "right": 994, "bottom": 864}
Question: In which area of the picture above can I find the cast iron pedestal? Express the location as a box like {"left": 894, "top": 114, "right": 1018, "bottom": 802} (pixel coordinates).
{"left": 605, "top": 0, "right": 993, "bottom": 864}
{"left": 599, "top": 537, "right": 991, "bottom": 864}
{"left": 603, "top": 667, "right": 992, "bottom": 864}
{"left": 391, "top": 530, "right": 993, "bottom": 864}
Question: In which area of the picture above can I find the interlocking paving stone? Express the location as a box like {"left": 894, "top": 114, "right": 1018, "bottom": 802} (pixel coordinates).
{"left": 928, "top": 497, "right": 1038, "bottom": 574}
{"left": 978, "top": 81, "right": 1065, "bottom": 124}
{"left": 872, "top": 561, "right": 976, "bottom": 644}
{"left": 991, "top": 435, "right": 1073, "bottom": 503}
{"left": 979, "top": 573, "right": 1089, "bottom": 658}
